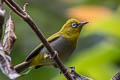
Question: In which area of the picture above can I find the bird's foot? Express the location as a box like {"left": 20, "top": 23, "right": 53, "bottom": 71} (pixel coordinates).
{"left": 47, "top": 50, "right": 58, "bottom": 59}
{"left": 59, "top": 67, "right": 71, "bottom": 74}
{"left": 69, "top": 66, "right": 92, "bottom": 80}
{"left": 51, "top": 50, "right": 58, "bottom": 58}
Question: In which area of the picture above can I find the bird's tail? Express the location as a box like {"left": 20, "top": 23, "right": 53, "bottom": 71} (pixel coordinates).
{"left": 15, "top": 61, "right": 30, "bottom": 73}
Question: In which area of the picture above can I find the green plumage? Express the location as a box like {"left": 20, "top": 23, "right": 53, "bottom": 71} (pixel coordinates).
{"left": 15, "top": 19, "right": 88, "bottom": 73}
{"left": 27, "top": 35, "right": 75, "bottom": 67}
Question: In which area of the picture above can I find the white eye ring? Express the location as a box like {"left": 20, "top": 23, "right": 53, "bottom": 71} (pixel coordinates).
{"left": 71, "top": 22, "right": 78, "bottom": 28}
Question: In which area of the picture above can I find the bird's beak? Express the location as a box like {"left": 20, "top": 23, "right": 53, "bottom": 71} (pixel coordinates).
{"left": 79, "top": 21, "right": 88, "bottom": 27}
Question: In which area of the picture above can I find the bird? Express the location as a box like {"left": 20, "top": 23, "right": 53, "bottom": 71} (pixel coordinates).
{"left": 15, "top": 19, "right": 88, "bottom": 73}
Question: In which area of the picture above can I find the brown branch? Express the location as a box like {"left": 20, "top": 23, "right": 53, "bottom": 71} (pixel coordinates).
{"left": 4, "top": 0, "right": 74, "bottom": 80}
{"left": 0, "top": 0, "right": 5, "bottom": 40}
{"left": 23, "top": 3, "right": 28, "bottom": 12}
{"left": 112, "top": 72, "right": 120, "bottom": 80}
{"left": 0, "top": 0, "right": 3, "bottom": 8}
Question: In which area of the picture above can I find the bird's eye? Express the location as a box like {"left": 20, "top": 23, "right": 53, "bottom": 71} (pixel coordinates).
{"left": 71, "top": 22, "right": 78, "bottom": 28}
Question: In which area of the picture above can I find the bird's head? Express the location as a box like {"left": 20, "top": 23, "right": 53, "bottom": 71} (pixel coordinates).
{"left": 59, "top": 19, "right": 88, "bottom": 40}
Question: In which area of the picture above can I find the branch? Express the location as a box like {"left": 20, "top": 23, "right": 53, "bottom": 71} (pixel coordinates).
{"left": 4, "top": 0, "right": 74, "bottom": 80}
{"left": 0, "top": 0, "right": 5, "bottom": 40}
{"left": 112, "top": 72, "right": 120, "bottom": 80}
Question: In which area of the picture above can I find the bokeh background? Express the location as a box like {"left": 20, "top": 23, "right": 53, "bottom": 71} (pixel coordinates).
{"left": 1, "top": 0, "right": 120, "bottom": 80}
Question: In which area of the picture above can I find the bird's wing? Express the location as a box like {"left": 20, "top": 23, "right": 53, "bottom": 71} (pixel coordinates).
{"left": 25, "top": 32, "right": 61, "bottom": 61}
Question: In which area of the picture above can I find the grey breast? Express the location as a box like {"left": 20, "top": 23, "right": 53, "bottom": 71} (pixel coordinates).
{"left": 40, "top": 36, "right": 75, "bottom": 61}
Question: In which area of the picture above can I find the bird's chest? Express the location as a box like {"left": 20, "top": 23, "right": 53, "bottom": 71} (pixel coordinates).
{"left": 40, "top": 36, "right": 75, "bottom": 61}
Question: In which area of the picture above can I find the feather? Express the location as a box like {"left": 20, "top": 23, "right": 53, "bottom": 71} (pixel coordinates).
{"left": 25, "top": 32, "right": 61, "bottom": 61}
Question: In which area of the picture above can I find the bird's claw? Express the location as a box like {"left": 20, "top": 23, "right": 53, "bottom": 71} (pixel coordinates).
{"left": 69, "top": 66, "right": 93, "bottom": 80}
{"left": 52, "top": 51, "right": 58, "bottom": 58}
{"left": 69, "top": 66, "right": 75, "bottom": 71}
{"left": 59, "top": 66, "right": 74, "bottom": 74}
{"left": 47, "top": 50, "right": 58, "bottom": 59}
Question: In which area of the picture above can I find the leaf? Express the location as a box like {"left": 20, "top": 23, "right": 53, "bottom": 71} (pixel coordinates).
{"left": 3, "top": 16, "right": 17, "bottom": 54}
{"left": 0, "top": 42, "right": 20, "bottom": 79}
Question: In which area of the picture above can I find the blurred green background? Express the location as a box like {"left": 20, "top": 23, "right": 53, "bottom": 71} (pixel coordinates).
{"left": 1, "top": 0, "right": 120, "bottom": 80}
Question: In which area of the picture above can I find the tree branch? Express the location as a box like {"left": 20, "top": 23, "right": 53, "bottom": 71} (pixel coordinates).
{"left": 112, "top": 72, "right": 120, "bottom": 80}
{"left": 4, "top": 0, "right": 74, "bottom": 80}
{"left": 0, "top": 0, "right": 5, "bottom": 40}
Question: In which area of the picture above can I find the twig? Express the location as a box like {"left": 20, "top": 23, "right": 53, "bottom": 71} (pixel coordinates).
{"left": 0, "top": 0, "right": 3, "bottom": 8}
{"left": 112, "top": 72, "right": 120, "bottom": 80}
{"left": 23, "top": 3, "right": 28, "bottom": 12}
{"left": 4, "top": 0, "right": 74, "bottom": 80}
{"left": 0, "top": 0, "right": 5, "bottom": 40}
